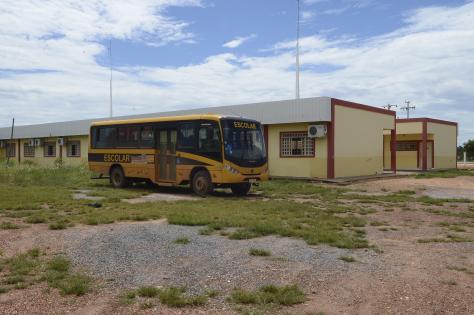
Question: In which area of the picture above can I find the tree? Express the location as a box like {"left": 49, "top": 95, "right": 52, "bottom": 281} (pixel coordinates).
{"left": 463, "top": 139, "right": 474, "bottom": 160}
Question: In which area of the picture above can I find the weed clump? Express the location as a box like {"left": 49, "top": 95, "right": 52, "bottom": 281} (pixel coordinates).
{"left": 229, "top": 284, "right": 306, "bottom": 306}
{"left": 249, "top": 248, "right": 271, "bottom": 257}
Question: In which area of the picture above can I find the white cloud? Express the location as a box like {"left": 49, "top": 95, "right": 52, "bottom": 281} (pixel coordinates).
{"left": 1, "top": 2, "right": 474, "bottom": 143}
{"left": 222, "top": 34, "right": 257, "bottom": 49}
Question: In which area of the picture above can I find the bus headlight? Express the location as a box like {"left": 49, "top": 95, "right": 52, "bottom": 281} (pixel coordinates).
{"left": 224, "top": 164, "right": 240, "bottom": 175}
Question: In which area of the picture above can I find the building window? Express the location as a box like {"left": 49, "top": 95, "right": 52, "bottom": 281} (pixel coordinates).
{"left": 67, "top": 141, "right": 81, "bottom": 157}
{"left": 24, "top": 143, "right": 35, "bottom": 157}
{"left": 6, "top": 143, "right": 16, "bottom": 157}
{"left": 280, "top": 132, "right": 315, "bottom": 157}
{"left": 44, "top": 142, "right": 56, "bottom": 157}
{"left": 396, "top": 141, "right": 418, "bottom": 151}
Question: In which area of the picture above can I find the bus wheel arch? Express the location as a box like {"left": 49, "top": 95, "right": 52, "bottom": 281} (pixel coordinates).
{"left": 109, "top": 164, "right": 129, "bottom": 188}
{"left": 190, "top": 167, "right": 213, "bottom": 196}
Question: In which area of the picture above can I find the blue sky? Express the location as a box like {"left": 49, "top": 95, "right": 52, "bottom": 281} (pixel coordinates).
{"left": 0, "top": 0, "right": 473, "bottom": 143}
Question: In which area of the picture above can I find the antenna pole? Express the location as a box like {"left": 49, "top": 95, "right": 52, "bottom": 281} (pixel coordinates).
{"left": 295, "top": 0, "right": 300, "bottom": 99}
{"left": 109, "top": 40, "right": 113, "bottom": 118}
{"left": 383, "top": 104, "right": 398, "bottom": 111}
{"left": 400, "top": 100, "right": 415, "bottom": 119}
{"left": 6, "top": 118, "right": 14, "bottom": 165}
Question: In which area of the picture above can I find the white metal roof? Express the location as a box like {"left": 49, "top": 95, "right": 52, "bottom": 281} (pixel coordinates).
{"left": 0, "top": 97, "right": 332, "bottom": 140}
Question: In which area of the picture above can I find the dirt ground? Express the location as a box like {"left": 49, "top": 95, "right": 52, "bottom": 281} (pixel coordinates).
{"left": 1, "top": 176, "right": 473, "bottom": 315}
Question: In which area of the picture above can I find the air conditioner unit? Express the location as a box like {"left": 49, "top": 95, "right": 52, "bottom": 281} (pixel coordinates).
{"left": 308, "top": 124, "right": 327, "bottom": 138}
{"left": 34, "top": 139, "right": 41, "bottom": 147}
{"left": 28, "top": 139, "right": 35, "bottom": 146}
{"left": 57, "top": 138, "right": 65, "bottom": 146}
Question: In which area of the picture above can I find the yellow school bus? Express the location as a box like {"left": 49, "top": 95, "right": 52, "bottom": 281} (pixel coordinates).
{"left": 88, "top": 114, "right": 268, "bottom": 196}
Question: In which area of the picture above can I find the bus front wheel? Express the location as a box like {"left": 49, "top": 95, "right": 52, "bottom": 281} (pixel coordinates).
{"left": 110, "top": 166, "right": 129, "bottom": 188}
{"left": 192, "top": 170, "right": 213, "bottom": 196}
{"left": 231, "top": 183, "right": 251, "bottom": 196}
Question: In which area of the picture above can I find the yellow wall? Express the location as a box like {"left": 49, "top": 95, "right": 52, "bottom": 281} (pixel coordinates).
{"left": 334, "top": 105, "right": 394, "bottom": 177}
{"left": 428, "top": 122, "right": 457, "bottom": 169}
{"left": 267, "top": 123, "right": 328, "bottom": 178}
{"left": 392, "top": 121, "right": 457, "bottom": 170}
{"left": 397, "top": 122, "right": 422, "bottom": 134}
{"left": 1, "top": 136, "right": 88, "bottom": 167}
{"left": 395, "top": 134, "right": 422, "bottom": 170}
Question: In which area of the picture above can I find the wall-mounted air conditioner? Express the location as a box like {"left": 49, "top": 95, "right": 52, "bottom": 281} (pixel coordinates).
{"left": 308, "top": 124, "right": 327, "bottom": 138}
{"left": 34, "top": 139, "right": 41, "bottom": 147}
{"left": 28, "top": 139, "right": 35, "bottom": 146}
{"left": 57, "top": 138, "right": 65, "bottom": 146}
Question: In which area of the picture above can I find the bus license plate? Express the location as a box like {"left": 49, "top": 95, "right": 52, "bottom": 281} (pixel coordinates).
{"left": 248, "top": 178, "right": 257, "bottom": 184}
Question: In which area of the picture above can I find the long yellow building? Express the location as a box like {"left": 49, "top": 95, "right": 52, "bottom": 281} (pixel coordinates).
{"left": 0, "top": 97, "right": 458, "bottom": 179}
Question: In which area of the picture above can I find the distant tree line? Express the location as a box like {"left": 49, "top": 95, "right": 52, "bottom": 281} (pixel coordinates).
{"left": 457, "top": 139, "right": 474, "bottom": 161}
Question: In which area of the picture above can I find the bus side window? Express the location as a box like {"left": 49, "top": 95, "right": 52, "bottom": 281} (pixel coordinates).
{"left": 141, "top": 126, "right": 154, "bottom": 148}
{"left": 117, "top": 126, "right": 140, "bottom": 148}
{"left": 197, "top": 122, "right": 222, "bottom": 161}
{"left": 177, "top": 123, "right": 196, "bottom": 152}
{"left": 95, "top": 127, "right": 117, "bottom": 148}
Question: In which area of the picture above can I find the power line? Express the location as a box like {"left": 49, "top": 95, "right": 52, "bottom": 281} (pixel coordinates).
{"left": 383, "top": 104, "right": 398, "bottom": 111}
{"left": 400, "top": 100, "right": 415, "bottom": 119}
{"left": 295, "top": 0, "right": 300, "bottom": 99}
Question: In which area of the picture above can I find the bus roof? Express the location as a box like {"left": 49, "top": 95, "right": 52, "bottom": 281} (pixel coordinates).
{"left": 90, "top": 114, "right": 259, "bottom": 127}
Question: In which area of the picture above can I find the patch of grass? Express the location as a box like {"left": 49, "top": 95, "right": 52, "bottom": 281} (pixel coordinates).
{"left": 1, "top": 250, "right": 92, "bottom": 296}
{"left": 48, "top": 220, "right": 69, "bottom": 230}
{"left": 25, "top": 216, "right": 47, "bottom": 224}
{"left": 140, "top": 302, "right": 154, "bottom": 309}
{"left": 198, "top": 226, "right": 215, "bottom": 235}
{"left": 229, "top": 284, "right": 306, "bottom": 306}
{"left": 249, "top": 248, "right": 271, "bottom": 257}
{"left": 0, "top": 221, "right": 21, "bottom": 229}
{"left": 370, "top": 221, "right": 387, "bottom": 226}
{"left": 119, "top": 290, "right": 137, "bottom": 305}
{"left": 338, "top": 256, "right": 356, "bottom": 263}
{"left": 397, "top": 190, "right": 416, "bottom": 195}
{"left": 56, "top": 274, "right": 91, "bottom": 296}
{"left": 137, "top": 286, "right": 160, "bottom": 297}
{"left": 47, "top": 256, "right": 70, "bottom": 272}
{"left": 446, "top": 265, "right": 474, "bottom": 275}
{"left": 228, "top": 229, "right": 260, "bottom": 240}
{"left": 173, "top": 237, "right": 190, "bottom": 245}
{"left": 416, "top": 169, "right": 474, "bottom": 179}
{"left": 0, "top": 287, "right": 8, "bottom": 294}
{"left": 158, "top": 287, "right": 207, "bottom": 307}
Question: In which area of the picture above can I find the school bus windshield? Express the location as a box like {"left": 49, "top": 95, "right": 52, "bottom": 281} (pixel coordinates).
{"left": 221, "top": 118, "right": 266, "bottom": 167}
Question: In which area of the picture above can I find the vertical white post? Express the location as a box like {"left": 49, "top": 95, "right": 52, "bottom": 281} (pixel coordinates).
{"left": 464, "top": 151, "right": 467, "bottom": 166}
{"left": 295, "top": 0, "right": 300, "bottom": 99}
{"left": 109, "top": 40, "right": 113, "bottom": 118}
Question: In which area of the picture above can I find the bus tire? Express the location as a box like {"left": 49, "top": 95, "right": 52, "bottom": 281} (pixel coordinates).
{"left": 192, "top": 170, "right": 213, "bottom": 196}
{"left": 110, "top": 166, "right": 129, "bottom": 188}
{"left": 231, "top": 183, "right": 251, "bottom": 196}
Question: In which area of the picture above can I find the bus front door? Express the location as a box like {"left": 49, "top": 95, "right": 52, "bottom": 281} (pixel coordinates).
{"left": 157, "top": 129, "right": 177, "bottom": 182}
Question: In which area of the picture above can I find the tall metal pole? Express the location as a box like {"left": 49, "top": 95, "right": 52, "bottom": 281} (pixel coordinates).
{"left": 6, "top": 118, "right": 14, "bottom": 165}
{"left": 109, "top": 40, "right": 113, "bottom": 118}
{"left": 295, "top": 0, "right": 301, "bottom": 99}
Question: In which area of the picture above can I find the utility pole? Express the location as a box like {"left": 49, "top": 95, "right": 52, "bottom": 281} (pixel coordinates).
{"left": 383, "top": 104, "right": 398, "bottom": 111}
{"left": 6, "top": 118, "right": 14, "bottom": 166}
{"left": 400, "top": 100, "right": 415, "bottom": 118}
{"left": 109, "top": 39, "right": 113, "bottom": 118}
{"left": 295, "top": 0, "right": 300, "bottom": 99}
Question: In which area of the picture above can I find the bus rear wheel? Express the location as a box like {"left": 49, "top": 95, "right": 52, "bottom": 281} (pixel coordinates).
{"left": 110, "top": 166, "right": 129, "bottom": 188}
{"left": 192, "top": 170, "right": 213, "bottom": 196}
{"left": 231, "top": 183, "right": 251, "bottom": 196}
